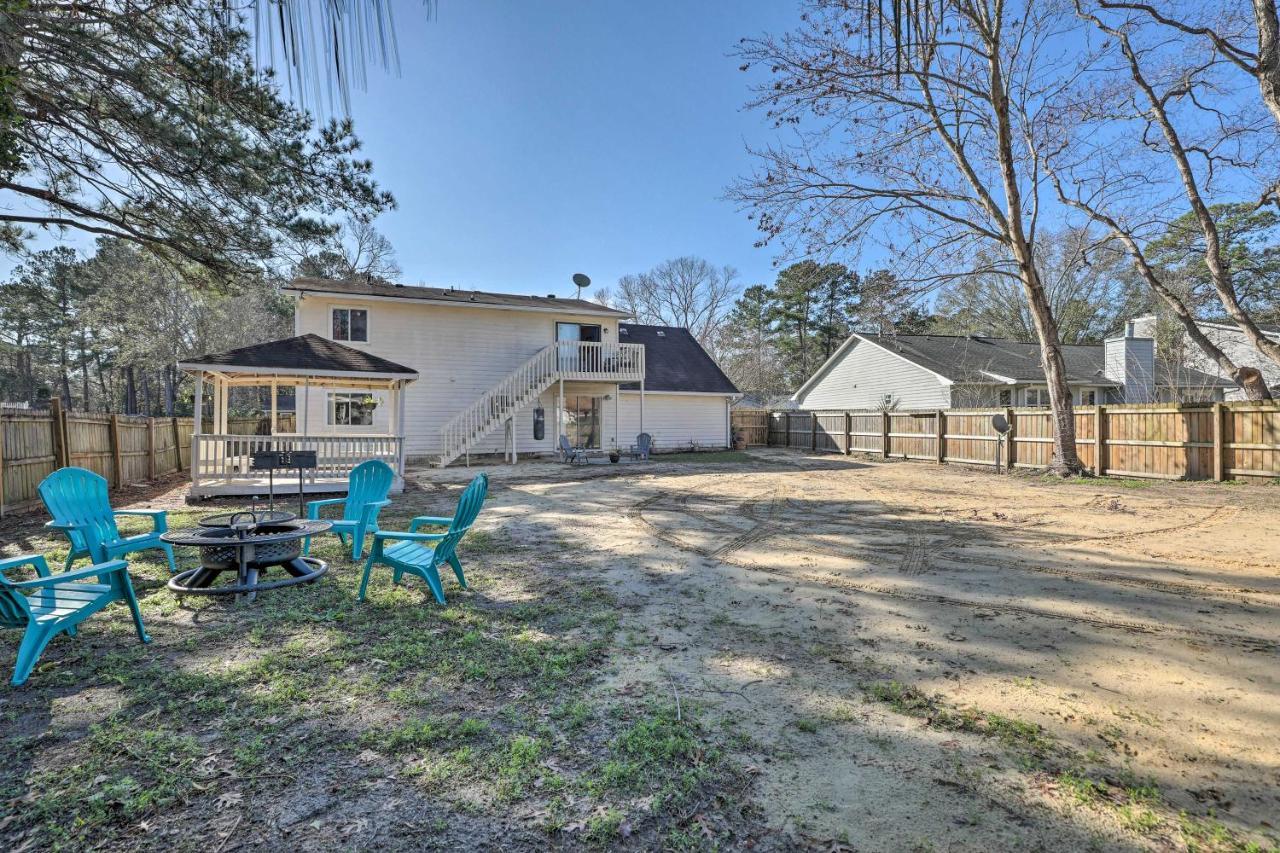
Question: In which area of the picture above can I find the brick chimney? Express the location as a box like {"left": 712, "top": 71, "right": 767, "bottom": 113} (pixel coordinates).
{"left": 1104, "top": 321, "right": 1155, "bottom": 403}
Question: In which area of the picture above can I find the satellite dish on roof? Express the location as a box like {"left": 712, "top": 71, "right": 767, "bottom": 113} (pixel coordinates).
{"left": 991, "top": 414, "right": 1010, "bottom": 434}
{"left": 572, "top": 272, "right": 590, "bottom": 299}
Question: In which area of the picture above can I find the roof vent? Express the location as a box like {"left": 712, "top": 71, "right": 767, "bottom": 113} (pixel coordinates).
{"left": 656, "top": 330, "right": 666, "bottom": 337}
{"left": 547, "top": 294, "right": 556, "bottom": 299}
{"left": 619, "top": 327, "right": 629, "bottom": 335}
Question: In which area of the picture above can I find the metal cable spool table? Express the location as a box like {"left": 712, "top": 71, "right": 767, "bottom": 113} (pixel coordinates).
{"left": 163, "top": 512, "right": 330, "bottom": 602}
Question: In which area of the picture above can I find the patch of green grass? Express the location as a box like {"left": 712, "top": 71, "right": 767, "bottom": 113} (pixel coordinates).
{"left": 863, "top": 681, "right": 1053, "bottom": 755}
{"left": 582, "top": 808, "right": 626, "bottom": 845}
{"left": 1058, "top": 770, "right": 1107, "bottom": 805}
{"left": 1052, "top": 475, "right": 1153, "bottom": 489}
{"left": 794, "top": 717, "right": 821, "bottom": 733}
{"left": 653, "top": 451, "right": 753, "bottom": 464}
{"left": 495, "top": 734, "right": 547, "bottom": 799}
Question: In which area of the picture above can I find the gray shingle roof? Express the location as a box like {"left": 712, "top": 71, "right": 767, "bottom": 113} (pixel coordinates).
{"left": 854, "top": 334, "right": 1232, "bottom": 388}
{"left": 618, "top": 324, "right": 739, "bottom": 395}
{"left": 285, "top": 277, "right": 629, "bottom": 317}
{"left": 180, "top": 334, "right": 418, "bottom": 376}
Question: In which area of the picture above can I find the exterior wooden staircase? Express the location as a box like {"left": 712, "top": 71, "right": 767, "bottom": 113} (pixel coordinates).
{"left": 436, "top": 341, "right": 644, "bottom": 466}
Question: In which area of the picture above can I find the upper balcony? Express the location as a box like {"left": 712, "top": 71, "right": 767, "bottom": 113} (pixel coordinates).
{"left": 555, "top": 341, "right": 645, "bottom": 383}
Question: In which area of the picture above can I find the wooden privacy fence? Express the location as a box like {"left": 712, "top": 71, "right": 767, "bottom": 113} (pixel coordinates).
{"left": 730, "top": 409, "right": 770, "bottom": 447}
{"left": 744, "top": 402, "right": 1280, "bottom": 482}
{"left": 1, "top": 400, "right": 204, "bottom": 516}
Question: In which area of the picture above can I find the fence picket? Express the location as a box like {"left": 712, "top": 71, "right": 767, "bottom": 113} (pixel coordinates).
{"left": 747, "top": 402, "right": 1280, "bottom": 483}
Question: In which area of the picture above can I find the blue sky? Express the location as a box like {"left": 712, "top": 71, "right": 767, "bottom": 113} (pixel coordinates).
{"left": 4, "top": 3, "right": 801, "bottom": 292}
{"left": 342, "top": 1, "right": 800, "bottom": 296}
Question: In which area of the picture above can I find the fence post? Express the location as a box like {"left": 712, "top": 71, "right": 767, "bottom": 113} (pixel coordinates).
{"left": 844, "top": 411, "right": 852, "bottom": 455}
{"left": 109, "top": 414, "right": 123, "bottom": 487}
{"left": 785, "top": 412, "right": 791, "bottom": 449}
{"left": 881, "top": 410, "right": 890, "bottom": 459}
{"left": 1005, "top": 407, "right": 1016, "bottom": 470}
{"left": 50, "top": 397, "right": 68, "bottom": 469}
{"left": 811, "top": 413, "right": 818, "bottom": 451}
{"left": 1095, "top": 405, "right": 1107, "bottom": 476}
{"left": 1212, "top": 402, "right": 1225, "bottom": 481}
{"left": 935, "top": 410, "right": 945, "bottom": 464}
{"left": 147, "top": 417, "right": 157, "bottom": 480}
{"left": 0, "top": 411, "right": 6, "bottom": 518}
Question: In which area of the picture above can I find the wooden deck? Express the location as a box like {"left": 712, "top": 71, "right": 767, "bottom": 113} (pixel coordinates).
{"left": 190, "top": 433, "right": 405, "bottom": 499}
{"left": 189, "top": 473, "right": 404, "bottom": 499}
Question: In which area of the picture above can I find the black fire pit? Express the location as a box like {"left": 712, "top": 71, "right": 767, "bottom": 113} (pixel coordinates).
{"left": 163, "top": 511, "right": 331, "bottom": 602}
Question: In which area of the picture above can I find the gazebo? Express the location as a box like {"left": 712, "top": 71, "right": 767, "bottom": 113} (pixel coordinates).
{"left": 178, "top": 334, "right": 418, "bottom": 498}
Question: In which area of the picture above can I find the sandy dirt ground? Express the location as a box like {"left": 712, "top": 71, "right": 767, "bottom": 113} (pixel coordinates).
{"left": 407, "top": 450, "right": 1279, "bottom": 851}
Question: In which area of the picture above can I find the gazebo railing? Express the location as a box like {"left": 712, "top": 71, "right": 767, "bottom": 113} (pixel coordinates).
{"left": 193, "top": 434, "right": 403, "bottom": 484}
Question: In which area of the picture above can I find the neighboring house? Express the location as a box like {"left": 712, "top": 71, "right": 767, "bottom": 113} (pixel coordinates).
{"left": 732, "top": 393, "right": 798, "bottom": 411}
{"left": 282, "top": 278, "right": 737, "bottom": 463}
{"left": 1131, "top": 314, "right": 1280, "bottom": 401}
{"left": 792, "top": 324, "right": 1232, "bottom": 411}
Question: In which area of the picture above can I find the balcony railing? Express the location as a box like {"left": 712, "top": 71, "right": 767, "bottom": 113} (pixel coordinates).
{"left": 555, "top": 341, "right": 645, "bottom": 381}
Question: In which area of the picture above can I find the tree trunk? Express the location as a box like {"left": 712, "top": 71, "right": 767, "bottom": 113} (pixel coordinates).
{"left": 1256, "top": 0, "right": 1280, "bottom": 127}
{"left": 987, "top": 31, "right": 1085, "bottom": 474}
{"left": 124, "top": 365, "right": 137, "bottom": 415}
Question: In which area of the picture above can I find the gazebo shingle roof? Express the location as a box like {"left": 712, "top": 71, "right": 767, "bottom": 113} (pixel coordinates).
{"left": 180, "top": 334, "right": 418, "bottom": 377}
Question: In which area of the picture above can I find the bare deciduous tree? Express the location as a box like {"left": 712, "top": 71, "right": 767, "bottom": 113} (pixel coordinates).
{"left": 289, "top": 218, "right": 402, "bottom": 282}
{"left": 731, "top": 0, "right": 1091, "bottom": 473}
{"left": 1041, "top": 3, "right": 1280, "bottom": 397}
{"left": 613, "top": 257, "right": 740, "bottom": 354}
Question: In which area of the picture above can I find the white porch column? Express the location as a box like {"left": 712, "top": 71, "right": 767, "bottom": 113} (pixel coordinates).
{"left": 191, "top": 373, "right": 204, "bottom": 484}
{"left": 614, "top": 386, "right": 620, "bottom": 452}
{"left": 302, "top": 380, "right": 310, "bottom": 434}
{"left": 193, "top": 374, "right": 205, "bottom": 434}
{"left": 639, "top": 379, "right": 645, "bottom": 435}
{"left": 558, "top": 379, "right": 564, "bottom": 447}
{"left": 270, "top": 380, "right": 278, "bottom": 435}
{"left": 395, "top": 381, "right": 407, "bottom": 475}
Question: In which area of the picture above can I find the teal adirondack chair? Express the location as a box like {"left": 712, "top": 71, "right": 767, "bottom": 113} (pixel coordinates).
{"left": 303, "top": 459, "right": 395, "bottom": 561}
{"left": 39, "top": 467, "right": 176, "bottom": 572}
{"left": 358, "top": 473, "right": 489, "bottom": 604}
{"left": 0, "top": 554, "right": 150, "bottom": 686}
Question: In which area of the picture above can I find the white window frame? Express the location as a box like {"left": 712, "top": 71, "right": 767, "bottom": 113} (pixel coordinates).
{"left": 331, "top": 306, "right": 369, "bottom": 343}
{"left": 327, "top": 391, "right": 378, "bottom": 427}
{"left": 1024, "top": 388, "right": 1049, "bottom": 407}
{"left": 998, "top": 389, "right": 1012, "bottom": 406}
{"left": 1079, "top": 389, "right": 1097, "bottom": 406}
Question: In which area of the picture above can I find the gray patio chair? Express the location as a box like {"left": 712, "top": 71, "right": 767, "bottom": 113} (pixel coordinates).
{"left": 629, "top": 432, "right": 652, "bottom": 461}
{"left": 559, "top": 435, "right": 587, "bottom": 464}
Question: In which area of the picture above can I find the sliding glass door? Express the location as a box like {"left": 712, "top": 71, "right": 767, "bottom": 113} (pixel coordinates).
{"left": 563, "top": 395, "right": 602, "bottom": 449}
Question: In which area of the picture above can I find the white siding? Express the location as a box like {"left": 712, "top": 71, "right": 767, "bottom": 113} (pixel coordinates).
{"left": 796, "top": 338, "right": 951, "bottom": 410}
{"left": 293, "top": 293, "right": 622, "bottom": 458}
{"left": 618, "top": 392, "right": 731, "bottom": 450}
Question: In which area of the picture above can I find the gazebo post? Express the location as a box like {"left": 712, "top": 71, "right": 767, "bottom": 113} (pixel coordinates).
{"left": 395, "top": 380, "right": 407, "bottom": 476}
{"left": 192, "top": 373, "right": 205, "bottom": 488}
{"left": 270, "top": 379, "right": 278, "bottom": 435}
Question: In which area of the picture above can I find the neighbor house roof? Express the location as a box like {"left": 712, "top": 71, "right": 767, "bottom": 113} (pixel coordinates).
{"left": 797, "top": 333, "right": 1233, "bottom": 398}
{"left": 617, "top": 324, "right": 739, "bottom": 395}
{"left": 179, "top": 333, "right": 418, "bottom": 379}
{"left": 284, "top": 277, "right": 630, "bottom": 318}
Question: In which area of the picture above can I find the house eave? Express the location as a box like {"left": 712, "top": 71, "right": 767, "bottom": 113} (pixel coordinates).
{"left": 286, "top": 285, "right": 630, "bottom": 318}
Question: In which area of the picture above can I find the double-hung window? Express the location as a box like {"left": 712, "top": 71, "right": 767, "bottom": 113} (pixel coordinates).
{"left": 331, "top": 308, "right": 368, "bottom": 343}
{"left": 328, "top": 392, "right": 377, "bottom": 427}
{"left": 1024, "top": 388, "right": 1050, "bottom": 407}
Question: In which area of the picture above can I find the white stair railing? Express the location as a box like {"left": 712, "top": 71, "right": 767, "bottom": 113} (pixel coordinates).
{"left": 436, "top": 341, "right": 646, "bottom": 467}
{"left": 437, "top": 345, "right": 559, "bottom": 467}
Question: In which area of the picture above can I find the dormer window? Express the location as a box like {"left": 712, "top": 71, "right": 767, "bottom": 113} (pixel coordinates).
{"left": 332, "top": 308, "right": 368, "bottom": 343}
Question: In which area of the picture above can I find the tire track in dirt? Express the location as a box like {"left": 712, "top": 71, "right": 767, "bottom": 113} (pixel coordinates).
{"left": 627, "top": 493, "right": 1279, "bottom": 652}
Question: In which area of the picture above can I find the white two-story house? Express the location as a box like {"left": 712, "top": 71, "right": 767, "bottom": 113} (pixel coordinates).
{"left": 179, "top": 278, "right": 738, "bottom": 495}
